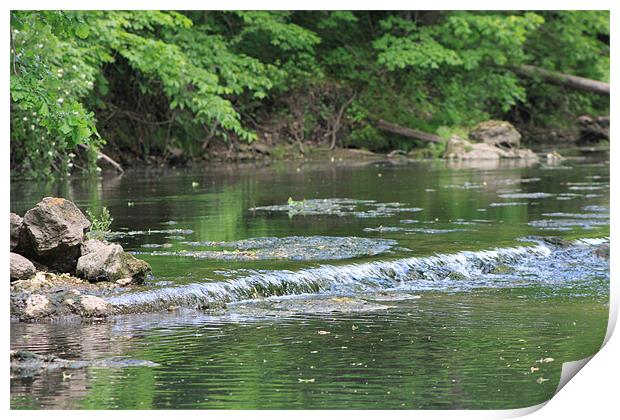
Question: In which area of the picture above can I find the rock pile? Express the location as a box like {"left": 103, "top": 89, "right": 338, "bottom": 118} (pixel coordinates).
{"left": 9, "top": 197, "right": 150, "bottom": 285}
{"left": 444, "top": 120, "right": 539, "bottom": 161}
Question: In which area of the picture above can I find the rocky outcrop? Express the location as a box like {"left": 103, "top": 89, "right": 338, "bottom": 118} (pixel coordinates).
{"left": 469, "top": 120, "right": 522, "bottom": 148}
{"left": 10, "top": 253, "right": 36, "bottom": 281}
{"left": 10, "top": 272, "right": 117, "bottom": 320}
{"left": 23, "top": 197, "right": 91, "bottom": 272}
{"left": 11, "top": 198, "right": 150, "bottom": 281}
{"left": 76, "top": 243, "right": 151, "bottom": 284}
{"left": 10, "top": 198, "right": 153, "bottom": 320}
{"left": 444, "top": 135, "right": 538, "bottom": 161}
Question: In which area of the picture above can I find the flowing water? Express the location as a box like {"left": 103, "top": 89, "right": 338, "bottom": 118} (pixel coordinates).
{"left": 10, "top": 150, "right": 610, "bottom": 409}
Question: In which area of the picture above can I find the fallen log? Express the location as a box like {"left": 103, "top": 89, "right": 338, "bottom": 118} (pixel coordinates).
{"left": 77, "top": 143, "right": 124, "bottom": 173}
{"left": 514, "top": 65, "right": 610, "bottom": 97}
{"left": 376, "top": 119, "right": 442, "bottom": 143}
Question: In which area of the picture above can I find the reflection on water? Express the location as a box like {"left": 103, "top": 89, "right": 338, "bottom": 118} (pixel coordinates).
{"left": 10, "top": 154, "right": 609, "bottom": 409}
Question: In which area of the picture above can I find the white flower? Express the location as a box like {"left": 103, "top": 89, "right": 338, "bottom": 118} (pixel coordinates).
{"left": 57, "top": 98, "right": 64, "bottom": 104}
{"left": 22, "top": 117, "right": 28, "bottom": 121}
{"left": 37, "top": 44, "right": 43, "bottom": 49}
{"left": 30, "top": 125, "right": 35, "bottom": 130}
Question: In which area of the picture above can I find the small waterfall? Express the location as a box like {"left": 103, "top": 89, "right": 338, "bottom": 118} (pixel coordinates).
{"left": 107, "top": 244, "right": 554, "bottom": 313}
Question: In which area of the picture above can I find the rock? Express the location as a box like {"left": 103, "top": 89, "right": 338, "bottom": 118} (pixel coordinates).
{"left": 546, "top": 150, "right": 565, "bottom": 165}
{"left": 541, "top": 236, "right": 572, "bottom": 247}
{"left": 115, "top": 278, "right": 133, "bottom": 286}
{"left": 23, "top": 197, "right": 90, "bottom": 272}
{"left": 77, "top": 295, "right": 112, "bottom": 317}
{"left": 11, "top": 213, "right": 23, "bottom": 251}
{"left": 10, "top": 213, "right": 32, "bottom": 254}
{"left": 22, "top": 294, "right": 54, "bottom": 320}
{"left": 594, "top": 244, "right": 609, "bottom": 260}
{"left": 445, "top": 135, "right": 538, "bottom": 161}
{"left": 11, "top": 351, "right": 160, "bottom": 378}
{"left": 469, "top": 120, "right": 522, "bottom": 148}
{"left": 10, "top": 253, "right": 36, "bottom": 281}
{"left": 76, "top": 243, "right": 151, "bottom": 284}
{"left": 444, "top": 136, "right": 475, "bottom": 159}
{"left": 512, "top": 148, "right": 539, "bottom": 160}
{"left": 250, "top": 143, "right": 273, "bottom": 155}
{"left": 81, "top": 239, "right": 109, "bottom": 256}
{"left": 577, "top": 115, "right": 609, "bottom": 144}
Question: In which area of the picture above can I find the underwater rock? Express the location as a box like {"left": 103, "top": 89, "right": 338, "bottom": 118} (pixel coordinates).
{"left": 158, "top": 236, "right": 401, "bottom": 261}
{"left": 22, "top": 197, "right": 90, "bottom": 273}
{"left": 76, "top": 243, "right": 151, "bottom": 284}
{"left": 10, "top": 252, "right": 36, "bottom": 282}
{"left": 10, "top": 350, "right": 159, "bottom": 378}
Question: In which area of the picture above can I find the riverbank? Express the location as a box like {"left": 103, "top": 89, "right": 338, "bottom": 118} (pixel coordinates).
{"left": 29, "top": 119, "right": 606, "bottom": 175}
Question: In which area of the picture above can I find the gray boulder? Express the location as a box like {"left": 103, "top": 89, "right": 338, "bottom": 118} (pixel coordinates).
{"left": 21, "top": 294, "right": 54, "bottom": 320}
{"left": 10, "top": 213, "right": 32, "bottom": 253}
{"left": 81, "top": 239, "right": 109, "bottom": 256}
{"left": 469, "top": 120, "right": 522, "bottom": 148}
{"left": 10, "top": 213, "right": 23, "bottom": 251}
{"left": 23, "top": 197, "right": 90, "bottom": 273}
{"left": 10, "top": 253, "right": 36, "bottom": 281}
{"left": 76, "top": 243, "right": 151, "bottom": 284}
{"left": 445, "top": 135, "right": 538, "bottom": 161}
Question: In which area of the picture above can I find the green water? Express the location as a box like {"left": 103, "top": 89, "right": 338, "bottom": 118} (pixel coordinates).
{"left": 10, "top": 153, "right": 609, "bottom": 409}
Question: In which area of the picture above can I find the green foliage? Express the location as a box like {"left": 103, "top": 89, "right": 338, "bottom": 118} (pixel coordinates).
{"left": 86, "top": 206, "right": 113, "bottom": 235}
{"left": 11, "top": 10, "right": 610, "bottom": 176}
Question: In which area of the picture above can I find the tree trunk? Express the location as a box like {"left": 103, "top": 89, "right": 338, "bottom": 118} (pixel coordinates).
{"left": 514, "top": 65, "right": 610, "bottom": 97}
{"left": 375, "top": 119, "right": 442, "bottom": 143}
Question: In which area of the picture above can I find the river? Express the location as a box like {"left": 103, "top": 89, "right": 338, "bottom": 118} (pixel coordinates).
{"left": 10, "top": 150, "right": 609, "bottom": 409}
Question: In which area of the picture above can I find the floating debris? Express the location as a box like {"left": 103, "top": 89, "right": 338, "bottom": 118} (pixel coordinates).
{"left": 106, "top": 229, "right": 194, "bottom": 240}
{"left": 363, "top": 226, "right": 472, "bottom": 234}
{"left": 497, "top": 192, "right": 554, "bottom": 199}
{"left": 488, "top": 202, "right": 529, "bottom": 207}
{"left": 528, "top": 218, "right": 608, "bottom": 231}
{"left": 252, "top": 198, "right": 422, "bottom": 218}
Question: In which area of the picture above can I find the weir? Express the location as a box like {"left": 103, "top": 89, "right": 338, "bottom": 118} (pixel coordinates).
{"left": 108, "top": 243, "right": 561, "bottom": 313}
